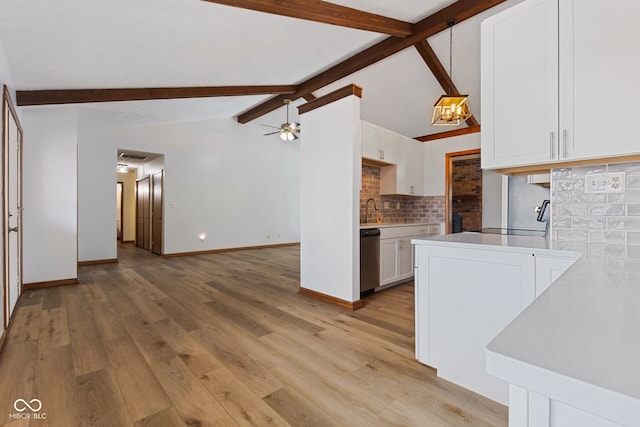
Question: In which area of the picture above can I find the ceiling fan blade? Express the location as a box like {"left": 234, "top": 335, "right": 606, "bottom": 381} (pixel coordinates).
{"left": 261, "top": 124, "right": 281, "bottom": 129}
{"left": 264, "top": 131, "right": 280, "bottom": 136}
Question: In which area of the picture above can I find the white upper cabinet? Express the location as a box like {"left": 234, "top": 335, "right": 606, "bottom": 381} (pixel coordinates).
{"left": 362, "top": 121, "right": 397, "bottom": 164}
{"left": 482, "top": 0, "right": 640, "bottom": 170}
{"left": 559, "top": 0, "right": 640, "bottom": 160}
{"left": 381, "top": 136, "right": 425, "bottom": 196}
{"left": 481, "top": 0, "right": 558, "bottom": 169}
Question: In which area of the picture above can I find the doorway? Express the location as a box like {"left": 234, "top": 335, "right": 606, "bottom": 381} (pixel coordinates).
{"left": 151, "top": 171, "right": 163, "bottom": 255}
{"left": 2, "top": 85, "right": 23, "bottom": 328}
{"left": 136, "top": 176, "right": 151, "bottom": 250}
{"left": 445, "top": 149, "right": 482, "bottom": 234}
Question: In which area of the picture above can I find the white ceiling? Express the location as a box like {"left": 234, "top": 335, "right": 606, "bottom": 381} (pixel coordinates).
{"left": 0, "top": 0, "right": 522, "bottom": 137}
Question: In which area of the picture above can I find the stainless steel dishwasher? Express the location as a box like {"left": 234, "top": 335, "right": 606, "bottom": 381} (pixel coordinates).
{"left": 360, "top": 228, "right": 380, "bottom": 296}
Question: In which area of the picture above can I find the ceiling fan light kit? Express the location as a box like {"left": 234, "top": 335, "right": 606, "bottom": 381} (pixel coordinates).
{"left": 264, "top": 98, "right": 300, "bottom": 141}
{"left": 431, "top": 19, "right": 472, "bottom": 126}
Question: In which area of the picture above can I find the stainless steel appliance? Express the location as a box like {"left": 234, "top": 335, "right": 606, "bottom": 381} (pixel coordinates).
{"left": 360, "top": 228, "right": 380, "bottom": 296}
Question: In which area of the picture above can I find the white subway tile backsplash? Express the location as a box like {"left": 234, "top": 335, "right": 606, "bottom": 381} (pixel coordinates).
{"left": 589, "top": 204, "right": 625, "bottom": 217}
{"left": 552, "top": 161, "right": 640, "bottom": 244}
{"left": 606, "top": 218, "right": 640, "bottom": 230}
{"left": 627, "top": 232, "right": 640, "bottom": 246}
{"left": 626, "top": 174, "right": 640, "bottom": 190}
{"left": 554, "top": 204, "right": 588, "bottom": 217}
{"left": 607, "top": 162, "right": 640, "bottom": 173}
{"left": 571, "top": 217, "right": 606, "bottom": 229}
{"left": 607, "top": 191, "right": 640, "bottom": 203}
{"left": 571, "top": 165, "right": 606, "bottom": 177}
{"left": 627, "top": 204, "right": 640, "bottom": 216}
{"left": 572, "top": 192, "right": 606, "bottom": 203}
{"left": 552, "top": 217, "right": 572, "bottom": 228}
{"left": 588, "top": 230, "right": 626, "bottom": 244}
{"left": 555, "top": 229, "right": 588, "bottom": 242}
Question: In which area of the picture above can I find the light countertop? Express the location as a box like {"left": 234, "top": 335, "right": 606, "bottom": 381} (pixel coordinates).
{"left": 360, "top": 222, "right": 439, "bottom": 229}
{"left": 413, "top": 232, "right": 640, "bottom": 425}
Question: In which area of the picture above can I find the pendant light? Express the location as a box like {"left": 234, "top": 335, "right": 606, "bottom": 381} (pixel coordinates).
{"left": 431, "top": 19, "right": 472, "bottom": 126}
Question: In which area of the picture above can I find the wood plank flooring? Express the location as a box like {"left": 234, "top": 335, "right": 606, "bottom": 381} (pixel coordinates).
{"left": 0, "top": 244, "right": 507, "bottom": 426}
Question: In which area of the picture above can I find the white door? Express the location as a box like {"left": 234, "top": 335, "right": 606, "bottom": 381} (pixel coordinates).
{"left": 3, "top": 87, "right": 22, "bottom": 327}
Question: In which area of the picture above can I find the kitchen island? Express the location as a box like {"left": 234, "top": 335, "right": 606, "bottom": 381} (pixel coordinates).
{"left": 412, "top": 233, "right": 640, "bottom": 426}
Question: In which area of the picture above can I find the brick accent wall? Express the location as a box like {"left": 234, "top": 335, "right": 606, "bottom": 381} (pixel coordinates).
{"left": 451, "top": 157, "right": 482, "bottom": 231}
{"left": 360, "top": 164, "right": 444, "bottom": 224}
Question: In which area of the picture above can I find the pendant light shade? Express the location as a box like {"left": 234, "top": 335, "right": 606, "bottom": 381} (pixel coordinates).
{"left": 432, "top": 95, "right": 472, "bottom": 126}
{"left": 431, "top": 20, "right": 472, "bottom": 126}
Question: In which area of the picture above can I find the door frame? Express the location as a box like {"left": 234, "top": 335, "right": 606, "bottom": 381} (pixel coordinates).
{"left": 151, "top": 171, "right": 163, "bottom": 255}
{"left": 2, "top": 85, "right": 23, "bottom": 329}
{"left": 117, "top": 181, "right": 123, "bottom": 241}
{"left": 444, "top": 148, "right": 481, "bottom": 234}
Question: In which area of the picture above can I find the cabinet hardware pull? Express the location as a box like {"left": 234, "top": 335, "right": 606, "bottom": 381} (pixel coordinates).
{"left": 562, "top": 129, "right": 568, "bottom": 158}
{"left": 550, "top": 131, "right": 555, "bottom": 159}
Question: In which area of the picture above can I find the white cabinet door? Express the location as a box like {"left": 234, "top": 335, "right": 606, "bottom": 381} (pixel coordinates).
{"left": 380, "top": 238, "right": 399, "bottom": 286}
{"left": 397, "top": 237, "right": 414, "bottom": 281}
{"left": 559, "top": 0, "right": 640, "bottom": 161}
{"left": 381, "top": 137, "right": 424, "bottom": 196}
{"left": 415, "top": 245, "right": 535, "bottom": 404}
{"left": 481, "top": 0, "right": 558, "bottom": 169}
{"left": 361, "top": 121, "right": 397, "bottom": 163}
{"left": 534, "top": 254, "right": 577, "bottom": 297}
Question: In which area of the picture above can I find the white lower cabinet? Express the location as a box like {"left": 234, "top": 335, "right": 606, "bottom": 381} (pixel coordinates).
{"left": 414, "top": 240, "right": 581, "bottom": 405}
{"left": 534, "top": 254, "right": 577, "bottom": 297}
{"left": 415, "top": 244, "right": 535, "bottom": 404}
{"left": 380, "top": 238, "right": 399, "bottom": 285}
{"left": 379, "top": 224, "right": 439, "bottom": 288}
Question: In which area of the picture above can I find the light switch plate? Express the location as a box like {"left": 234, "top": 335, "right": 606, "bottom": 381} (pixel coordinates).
{"left": 585, "top": 172, "right": 626, "bottom": 193}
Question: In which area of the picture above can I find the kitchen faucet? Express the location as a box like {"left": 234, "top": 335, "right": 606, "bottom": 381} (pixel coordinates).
{"left": 364, "top": 198, "right": 378, "bottom": 224}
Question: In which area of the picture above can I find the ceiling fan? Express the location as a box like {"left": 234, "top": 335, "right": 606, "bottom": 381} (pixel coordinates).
{"left": 263, "top": 99, "right": 300, "bottom": 141}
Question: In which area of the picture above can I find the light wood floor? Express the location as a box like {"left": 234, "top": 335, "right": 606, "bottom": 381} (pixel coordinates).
{"left": 0, "top": 244, "right": 507, "bottom": 426}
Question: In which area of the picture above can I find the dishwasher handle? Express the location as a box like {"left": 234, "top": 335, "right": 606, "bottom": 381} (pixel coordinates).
{"left": 360, "top": 228, "right": 380, "bottom": 237}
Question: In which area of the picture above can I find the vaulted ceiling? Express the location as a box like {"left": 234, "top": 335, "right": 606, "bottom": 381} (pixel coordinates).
{"left": 0, "top": 0, "right": 523, "bottom": 137}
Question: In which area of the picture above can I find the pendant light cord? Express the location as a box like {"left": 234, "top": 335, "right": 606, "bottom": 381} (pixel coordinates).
{"left": 447, "top": 19, "right": 455, "bottom": 96}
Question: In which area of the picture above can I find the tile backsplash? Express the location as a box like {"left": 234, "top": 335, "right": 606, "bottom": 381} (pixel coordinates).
{"left": 361, "top": 164, "right": 444, "bottom": 224}
{"left": 551, "top": 161, "right": 640, "bottom": 244}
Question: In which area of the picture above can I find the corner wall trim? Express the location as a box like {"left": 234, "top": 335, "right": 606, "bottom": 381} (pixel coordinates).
{"left": 78, "top": 258, "right": 119, "bottom": 266}
{"left": 297, "top": 84, "right": 363, "bottom": 115}
{"left": 0, "top": 330, "right": 6, "bottom": 355}
{"left": 163, "top": 242, "right": 300, "bottom": 258}
{"left": 23, "top": 278, "right": 79, "bottom": 290}
{"left": 298, "top": 287, "right": 364, "bottom": 311}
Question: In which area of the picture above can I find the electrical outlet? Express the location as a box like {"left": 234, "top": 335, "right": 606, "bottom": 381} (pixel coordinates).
{"left": 396, "top": 202, "right": 401, "bottom": 209}
{"left": 384, "top": 202, "right": 389, "bottom": 209}
{"left": 585, "top": 172, "right": 626, "bottom": 193}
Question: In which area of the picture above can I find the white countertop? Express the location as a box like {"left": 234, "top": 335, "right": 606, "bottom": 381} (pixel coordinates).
{"left": 414, "top": 233, "right": 640, "bottom": 425}
{"left": 360, "top": 222, "right": 438, "bottom": 229}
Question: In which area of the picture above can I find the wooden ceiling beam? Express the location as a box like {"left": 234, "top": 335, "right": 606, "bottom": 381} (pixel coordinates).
{"left": 414, "top": 39, "right": 479, "bottom": 127}
{"left": 16, "top": 85, "right": 298, "bottom": 106}
{"left": 237, "top": 0, "right": 507, "bottom": 124}
{"left": 415, "top": 124, "right": 481, "bottom": 142}
{"left": 200, "top": 0, "right": 413, "bottom": 37}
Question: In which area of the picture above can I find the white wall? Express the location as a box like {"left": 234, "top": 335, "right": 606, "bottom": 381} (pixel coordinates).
{"left": 0, "top": 34, "right": 13, "bottom": 335}
{"left": 22, "top": 108, "right": 78, "bottom": 283}
{"left": 423, "top": 132, "right": 481, "bottom": 196}
{"left": 78, "top": 118, "right": 299, "bottom": 259}
{"left": 300, "top": 95, "right": 361, "bottom": 303}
